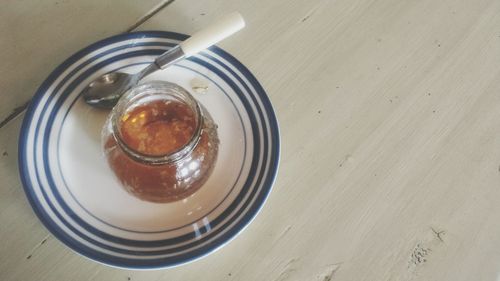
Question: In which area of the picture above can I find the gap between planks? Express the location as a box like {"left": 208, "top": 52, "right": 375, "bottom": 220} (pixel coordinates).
{"left": 124, "top": 0, "right": 176, "bottom": 32}
{"left": 0, "top": 0, "right": 177, "bottom": 129}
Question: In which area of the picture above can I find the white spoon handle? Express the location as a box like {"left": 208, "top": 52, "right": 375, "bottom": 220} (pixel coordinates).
{"left": 179, "top": 12, "right": 245, "bottom": 57}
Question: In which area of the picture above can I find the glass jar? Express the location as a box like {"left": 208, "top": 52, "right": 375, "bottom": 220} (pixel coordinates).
{"left": 102, "top": 81, "right": 219, "bottom": 203}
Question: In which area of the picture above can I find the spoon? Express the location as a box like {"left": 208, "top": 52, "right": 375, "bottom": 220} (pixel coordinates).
{"left": 82, "top": 12, "right": 245, "bottom": 108}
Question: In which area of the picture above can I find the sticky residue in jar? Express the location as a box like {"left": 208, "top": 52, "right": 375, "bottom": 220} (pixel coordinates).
{"left": 119, "top": 100, "right": 196, "bottom": 156}
{"left": 104, "top": 99, "right": 219, "bottom": 203}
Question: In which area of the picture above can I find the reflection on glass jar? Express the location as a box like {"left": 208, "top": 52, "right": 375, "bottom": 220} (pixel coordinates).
{"left": 102, "top": 81, "right": 219, "bottom": 203}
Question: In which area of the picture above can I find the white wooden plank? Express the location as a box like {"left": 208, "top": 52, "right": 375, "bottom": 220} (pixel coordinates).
{"left": 0, "top": 0, "right": 168, "bottom": 123}
{"left": 2, "top": 0, "right": 500, "bottom": 280}
{"left": 135, "top": 1, "right": 500, "bottom": 280}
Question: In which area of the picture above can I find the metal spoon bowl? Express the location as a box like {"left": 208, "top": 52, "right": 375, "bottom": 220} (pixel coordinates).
{"left": 82, "top": 47, "right": 182, "bottom": 109}
{"left": 83, "top": 72, "right": 135, "bottom": 108}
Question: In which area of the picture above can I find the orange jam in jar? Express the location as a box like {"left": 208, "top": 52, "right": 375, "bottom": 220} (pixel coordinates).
{"left": 102, "top": 81, "right": 219, "bottom": 203}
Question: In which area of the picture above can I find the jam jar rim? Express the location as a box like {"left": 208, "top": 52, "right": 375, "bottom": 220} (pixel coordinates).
{"left": 110, "top": 81, "right": 204, "bottom": 165}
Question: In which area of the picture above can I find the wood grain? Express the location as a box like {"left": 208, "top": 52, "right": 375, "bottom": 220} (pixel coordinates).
{"left": 2, "top": 0, "right": 500, "bottom": 280}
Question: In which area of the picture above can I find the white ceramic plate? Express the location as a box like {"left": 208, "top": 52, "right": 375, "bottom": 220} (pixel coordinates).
{"left": 19, "top": 31, "right": 280, "bottom": 269}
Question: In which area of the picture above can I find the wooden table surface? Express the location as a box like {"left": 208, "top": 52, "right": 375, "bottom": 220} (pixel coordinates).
{"left": 2, "top": 0, "right": 500, "bottom": 280}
